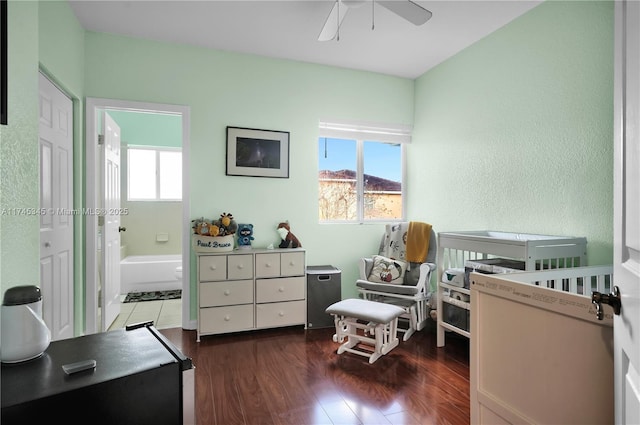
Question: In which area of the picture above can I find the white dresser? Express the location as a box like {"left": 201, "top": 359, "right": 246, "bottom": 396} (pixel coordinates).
{"left": 197, "top": 248, "right": 306, "bottom": 341}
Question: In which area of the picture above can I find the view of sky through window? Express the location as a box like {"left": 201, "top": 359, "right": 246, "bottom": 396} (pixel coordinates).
{"left": 318, "top": 137, "right": 401, "bottom": 182}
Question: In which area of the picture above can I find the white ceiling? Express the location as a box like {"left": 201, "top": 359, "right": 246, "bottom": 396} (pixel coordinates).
{"left": 68, "top": 0, "right": 542, "bottom": 79}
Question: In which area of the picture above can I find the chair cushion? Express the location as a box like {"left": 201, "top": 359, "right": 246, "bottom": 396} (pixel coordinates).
{"left": 367, "top": 255, "right": 407, "bottom": 284}
{"left": 356, "top": 279, "right": 421, "bottom": 296}
{"left": 325, "top": 298, "right": 405, "bottom": 323}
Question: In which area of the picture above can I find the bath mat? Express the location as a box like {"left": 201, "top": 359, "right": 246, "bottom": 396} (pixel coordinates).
{"left": 124, "top": 290, "right": 182, "bottom": 303}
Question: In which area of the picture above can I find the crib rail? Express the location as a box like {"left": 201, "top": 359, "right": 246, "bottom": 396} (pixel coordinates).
{"left": 440, "top": 248, "right": 488, "bottom": 270}
{"left": 439, "top": 247, "right": 584, "bottom": 272}
{"left": 505, "top": 265, "right": 613, "bottom": 296}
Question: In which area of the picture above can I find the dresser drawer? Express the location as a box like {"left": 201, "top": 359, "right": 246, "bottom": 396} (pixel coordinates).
{"left": 227, "top": 254, "right": 253, "bottom": 280}
{"left": 280, "top": 251, "right": 305, "bottom": 276}
{"left": 256, "top": 300, "right": 305, "bottom": 328}
{"left": 199, "top": 255, "right": 227, "bottom": 281}
{"left": 256, "top": 276, "right": 305, "bottom": 303}
{"left": 199, "top": 304, "right": 254, "bottom": 334}
{"left": 255, "top": 253, "right": 281, "bottom": 278}
{"left": 199, "top": 280, "right": 253, "bottom": 307}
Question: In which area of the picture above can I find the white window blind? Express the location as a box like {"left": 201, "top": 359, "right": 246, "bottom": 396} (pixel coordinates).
{"left": 318, "top": 119, "right": 412, "bottom": 144}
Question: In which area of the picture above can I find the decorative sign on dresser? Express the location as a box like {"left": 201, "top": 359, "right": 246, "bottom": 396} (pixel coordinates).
{"left": 197, "top": 248, "right": 306, "bottom": 341}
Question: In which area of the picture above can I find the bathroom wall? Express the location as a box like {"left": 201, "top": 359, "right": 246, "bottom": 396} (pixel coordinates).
{"left": 106, "top": 110, "right": 183, "bottom": 257}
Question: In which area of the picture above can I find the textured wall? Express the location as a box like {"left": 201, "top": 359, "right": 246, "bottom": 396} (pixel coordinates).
{"left": 0, "top": 0, "right": 84, "bottom": 330}
{"left": 410, "top": 1, "right": 614, "bottom": 266}
{"left": 1, "top": 1, "right": 40, "bottom": 292}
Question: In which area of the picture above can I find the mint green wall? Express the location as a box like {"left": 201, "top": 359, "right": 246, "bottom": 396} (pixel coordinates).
{"left": 1, "top": 1, "right": 40, "bottom": 294}
{"left": 84, "top": 32, "right": 416, "bottom": 317}
{"left": 0, "top": 0, "right": 84, "bottom": 332}
{"left": 107, "top": 110, "right": 182, "bottom": 148}
{"left": 38, "top": 0, "right": 85, "bottom": 334}
{"left": 410, "top": 0, "right": 614, "bottom": 269}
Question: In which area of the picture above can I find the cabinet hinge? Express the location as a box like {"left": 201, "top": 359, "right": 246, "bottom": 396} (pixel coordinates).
{"left": 98, "top": 134, "right": 104, "bottom": 145}
{"left": 98, "top": 216, "right": 105, "bottom": 226}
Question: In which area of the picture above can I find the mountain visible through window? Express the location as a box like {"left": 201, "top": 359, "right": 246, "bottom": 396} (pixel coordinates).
{"left": 318, "top": 137, "right": 403, "bottom": 222}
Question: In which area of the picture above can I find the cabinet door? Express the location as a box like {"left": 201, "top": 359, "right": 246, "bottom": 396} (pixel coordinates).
{"left": 256, "top": 276, "right": 305, "bottom": 303}
{"left": 199, "top": 255, "right": 227, "bottom": 281}
{"left": 228, "top": 254, "right": 253, "bottom": 280}
{"left": 199, "top": 280, "right": 253, "bottom": 307}
{"left": 280, "top": 251, "right": 305, "bottom": 276}
{"left": 255, "top": 253, "right": 281, "bottom": 278}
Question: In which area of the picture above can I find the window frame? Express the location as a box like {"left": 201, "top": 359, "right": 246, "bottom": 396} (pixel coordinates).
{"left": 318, "top": 120, "right": 410, "bottom": 224}
{"left": 126, "top": 146, "right": 182, "bottom": 202}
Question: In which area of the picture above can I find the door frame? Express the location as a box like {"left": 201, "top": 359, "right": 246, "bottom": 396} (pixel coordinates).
{"left": 85, "top": 98, "right": 192, "bottom": 334}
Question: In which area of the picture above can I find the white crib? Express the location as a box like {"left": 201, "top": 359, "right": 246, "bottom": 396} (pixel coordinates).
{"left": 470, "top": 265, "right": 614, "bottom": 425}
{"left": 436, "top": 230, "right": 588, "bottom": 347}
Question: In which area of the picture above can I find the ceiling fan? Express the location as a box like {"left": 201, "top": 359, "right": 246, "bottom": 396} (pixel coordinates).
{"left": 318, "top": 0, "right": 433, "bottom": 42}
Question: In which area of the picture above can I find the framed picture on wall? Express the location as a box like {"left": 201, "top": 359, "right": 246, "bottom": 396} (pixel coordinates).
{"left": 226, "top": 126, "right": 290, "bottom": 178}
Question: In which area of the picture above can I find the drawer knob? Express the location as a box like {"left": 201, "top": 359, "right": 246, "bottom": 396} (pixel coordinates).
{"left": 278, "top": 311, "right": 284, "bottom": 317}
{"left": 278, "top": 287, "right": 285, "bottom": 292}
{"left": 266, "top": 262, "right": 272, "bottom": 268}
{"left": 289, "top": 261, "right": 295, "bottom": 266}
{"left": 209, "top": 265, "right": 216, "bottom": 270}
{"left": 237, "top": 264, "right": 244, "bottom": 269}
{"left": 224, "top": 290, "right": 230, "bottom": 296}
{"left": 224, "top": 315, "right": 231, "bottom": 321}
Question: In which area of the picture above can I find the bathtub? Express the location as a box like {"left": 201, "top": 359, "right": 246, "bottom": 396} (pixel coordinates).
{"left": 120, "top": 254, "right": 183, "bottom": 294}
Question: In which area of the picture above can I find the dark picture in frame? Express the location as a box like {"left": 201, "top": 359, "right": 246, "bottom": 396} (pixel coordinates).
{"left": 1, "top": 0, "right": 7, "bottom": 126}
{"left": 226, "top": 126, "right": 289, "bottom": 178}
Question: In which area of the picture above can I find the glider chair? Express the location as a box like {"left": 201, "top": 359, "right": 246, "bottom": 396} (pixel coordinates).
{"left": 356, "top": 222, "right": 436, "bottom": 341}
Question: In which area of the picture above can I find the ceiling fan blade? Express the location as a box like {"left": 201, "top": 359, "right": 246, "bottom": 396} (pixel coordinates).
{"left": 377, "top": 1, "right": 432, "bottom": 26}
{"left": 318, "top": 1, "right": 350, "bottom": 41}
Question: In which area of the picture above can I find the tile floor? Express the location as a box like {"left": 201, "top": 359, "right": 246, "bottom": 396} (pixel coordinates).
{"left": 108, "top": 296, "right": 182, "bottom": 331}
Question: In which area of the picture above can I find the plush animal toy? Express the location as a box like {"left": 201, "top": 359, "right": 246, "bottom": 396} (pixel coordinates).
{"left": 277, "top": 221, "right": 301, "bottom": 248}
{"left": 208, "top": 225, "right": 220, "bottom": 237}
{"left": 213, "top": 212, "right": 238, "bottom": 236}
{"left": 191, "top": 217, "right": 213, "bottom": 236}
{"left": 220, "top": 212, "right": 233, "bottom": 228}
{"left": 237, "top": 223, "right": 254, "bottom": 248}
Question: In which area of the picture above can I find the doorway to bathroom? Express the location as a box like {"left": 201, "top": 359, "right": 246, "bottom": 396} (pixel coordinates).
{"left": 85, "top": 98, "right": 191, "bottom": 334}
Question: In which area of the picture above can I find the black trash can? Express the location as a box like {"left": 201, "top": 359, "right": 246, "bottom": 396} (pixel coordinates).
{"left": 306, "top": 265, "right": 341, "bottom": 329}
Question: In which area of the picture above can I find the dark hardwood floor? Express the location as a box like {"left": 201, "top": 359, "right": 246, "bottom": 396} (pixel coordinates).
{"left": 160, "top": 320, "right": 470, "bottom": 425}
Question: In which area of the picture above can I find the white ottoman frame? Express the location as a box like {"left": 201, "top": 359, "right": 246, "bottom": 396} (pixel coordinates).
{"left": 325, "top": 299, "right": 405, "bottom": 364}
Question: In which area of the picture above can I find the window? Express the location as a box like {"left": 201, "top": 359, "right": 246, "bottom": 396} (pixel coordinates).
{"left": 127, "top": 147, "right": 182, "bottom": 201}
{"left": 318, "top": 120, "right": 409, "bottom": 223}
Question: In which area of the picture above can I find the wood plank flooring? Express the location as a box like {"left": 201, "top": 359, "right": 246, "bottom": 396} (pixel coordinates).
{"left": 160, "top": 320, "right": 470, "bottom": 425}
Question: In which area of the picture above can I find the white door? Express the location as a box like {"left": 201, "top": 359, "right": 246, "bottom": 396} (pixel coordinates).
{"left": 100, "top": 111, "right": 122, "bottom": 331}
{"left": 614, "top": 1, "right": 640, "bottom": 423}
{"left": 38, "top": 73, "right": 74, "bottom": 341}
